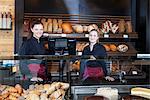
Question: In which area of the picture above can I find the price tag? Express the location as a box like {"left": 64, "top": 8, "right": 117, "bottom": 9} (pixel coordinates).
{"left": 123, "top": 34, "right": 128, "bottom": 38}
{"left": 61, "top": 34, "right": 66, "bottom": 37}
{"left": 104, "top": 34, "right": 109, "bottom": 38}
{"left": 77, "top": 52, "right": 82, "bottom": 55}
{"left": 85, "top": 34, "right": 89, "bottom": 37}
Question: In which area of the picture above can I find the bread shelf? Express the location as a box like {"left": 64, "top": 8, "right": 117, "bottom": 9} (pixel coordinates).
{"left": 43, "top": 32, "right": 138, "bottom": 39}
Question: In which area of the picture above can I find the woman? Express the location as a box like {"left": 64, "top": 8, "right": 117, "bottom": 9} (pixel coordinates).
{"left": 82, "top": 29, "right": 115, "bottom": 81}
{"left": 19, "top": 20, "right": 46, "bottom": 81}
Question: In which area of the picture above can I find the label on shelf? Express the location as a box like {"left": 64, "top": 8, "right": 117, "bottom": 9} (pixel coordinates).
{"left": 104, "top": 34, "right": 109, "bottom": 38}
{"left": 77, "top": 52, "right": 82, "bottom": 55}
{"left": 85, "top": 34, "right": 89, "bottom": 37}
{"left": 61, "top": 34, "right": 67, "bottom": 37}
{"left": 123, "top": 34, "right": 129, "bottom": 38}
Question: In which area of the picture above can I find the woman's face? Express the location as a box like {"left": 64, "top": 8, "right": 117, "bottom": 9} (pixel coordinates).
{"left": 31, "top": 24, "right": 44, "bottom": 39}
{"left": 89, "top": 30, "right": 99, "bottom": 44}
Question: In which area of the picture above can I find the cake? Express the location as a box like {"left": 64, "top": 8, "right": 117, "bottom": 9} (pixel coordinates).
{"left": 95, "top": 87, "right": 118, "bottom": 100}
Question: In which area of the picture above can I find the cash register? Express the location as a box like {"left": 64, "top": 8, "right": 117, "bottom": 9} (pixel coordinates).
{"left": 48, "top": 38, "right": 76, "bottom": 55}
{"left": 48, "top": 38, "right": 76, "bottom": 81}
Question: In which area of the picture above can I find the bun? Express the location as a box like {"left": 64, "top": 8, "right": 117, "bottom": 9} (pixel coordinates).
{"left": 72, "top": 24, "right": 83, "bottom": 33}
{"left": 109, "top": 44, "right": 117, "bottom": 51}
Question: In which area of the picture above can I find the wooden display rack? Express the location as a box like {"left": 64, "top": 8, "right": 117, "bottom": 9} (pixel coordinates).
{"left": 0, "top": 0, "right": 15, "bottom": 56}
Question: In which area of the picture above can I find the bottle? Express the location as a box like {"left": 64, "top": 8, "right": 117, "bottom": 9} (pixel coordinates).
{"left": 2, "top": 12, "right": 7, "bottom": 29}
{"left": 0, "top": 12, "right": 3, "bottom": 29}
{"left": 6, "top": 12, "right": 12, "bottom": 29}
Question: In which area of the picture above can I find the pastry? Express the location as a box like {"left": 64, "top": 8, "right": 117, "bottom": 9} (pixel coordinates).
{"left": 117, "top": 44, "right": 128, "bottom": 52}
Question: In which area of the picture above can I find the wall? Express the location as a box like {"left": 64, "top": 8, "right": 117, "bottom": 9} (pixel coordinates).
{"left": 0, "top": 0, "right": 15, "bottom": 56}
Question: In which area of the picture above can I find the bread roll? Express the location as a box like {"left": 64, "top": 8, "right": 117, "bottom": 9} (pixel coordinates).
{"left": 15, "top": 84, "right": 23, "bottom": 94}
{"left": 8, "top": 87, "right": 18, "bottom": 93}
{"left": 60, "top": 83, "right": 70, "bottom": 90}
{"left": 110, "top": 44, "right": 117, "bottom": 52}
{"left": 50, "top": 89, "right": 64, "bottom": 99}
{"left": 73, "top": 24, "right": 83, "bottom": 33}
{"left": 103, "top": 44, "right": 110, "bottom": 51}
{"left": 131, "top": 87, "right": 150, "bottom": 99}
{"left": 62, "top": 22, "right": 73, "bottom": 34}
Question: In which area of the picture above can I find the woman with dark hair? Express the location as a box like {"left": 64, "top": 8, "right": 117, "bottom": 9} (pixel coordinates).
{"left": 81, "top": 29, "right": 115, "bottom": 82}
{"left": 19, "top": 20, "right": 46, "bottom": 81}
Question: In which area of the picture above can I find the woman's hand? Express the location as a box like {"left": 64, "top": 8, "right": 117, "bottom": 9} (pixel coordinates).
{"left": 105, "top": 76, "right": 115, "bottom": 81}
{"left": 90, "top": 55, "right": 96, "bottom": 60}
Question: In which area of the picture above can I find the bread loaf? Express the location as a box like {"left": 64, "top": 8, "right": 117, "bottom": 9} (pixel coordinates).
{"left": 126, "top": 21, "right": 132, "bottom": 33}
{"left": 131, "top": 87, "right": 150, "bottom": 99}
{"left": 118, "top": 19, "right": 126, "bottom": 33}
{"left": 47, "top": 19, "right": 52, "bottom": 33}
{"left": 62, "top": 22, "right": 73, "bottom": 34}
{"left": 117, "top": 44, "right": 128, "bottom": 52}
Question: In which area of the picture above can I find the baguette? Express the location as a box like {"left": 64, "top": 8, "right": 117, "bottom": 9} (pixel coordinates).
{"left": 131, "top": 87, "right": 150, "bottom": 99}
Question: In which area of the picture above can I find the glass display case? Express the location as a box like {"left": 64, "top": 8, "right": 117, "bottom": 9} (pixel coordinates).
{"left": 0, "top": 55, "right": 149, "bottom": 100}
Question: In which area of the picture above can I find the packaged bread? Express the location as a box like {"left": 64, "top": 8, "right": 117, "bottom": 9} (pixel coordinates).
{"left": 62, "top": 22, "right": 73, "bottom": 34}
{"left": 53, "top": 19, "right": 58, "bottom": 33}
{"left": 118, "top": 19, "right": 126, "bottom": 33}
{"left": 126, "top": 21, "right": 132, "bottom": 33}
{"left": 47, "top": 19, "right": 52, "bottom": 33}
{"left": 41, "top": 18, "right": 48, "bottom": 32}
{"left": 58, "top": 19, "right": 63, "bottom": 28}
{"left": 131, "top": 87, "right": 150, "bottom": 99}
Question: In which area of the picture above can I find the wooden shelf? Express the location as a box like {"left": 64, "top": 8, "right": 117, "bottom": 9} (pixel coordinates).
{"left": 43, "top": 32, "right": 138, "bottom": 39}
{"left": 107, "top": 43, "right": 137, "bottom": 57}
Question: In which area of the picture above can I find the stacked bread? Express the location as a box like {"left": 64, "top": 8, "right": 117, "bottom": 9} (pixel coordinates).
{"left": 0, "top": 84, "right": 24, "bottom": 100}
{"left": 41, "top": 18, "right": 63, "bottom": 33}
{"left": 0, "top": 82, "right": 69, "bottom": 100}
{"left": 95, "top": 87, "right": 118, "bottom": 100}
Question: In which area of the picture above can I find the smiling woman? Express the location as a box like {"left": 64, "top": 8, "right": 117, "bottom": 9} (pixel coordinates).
{"left": 19, "top": 20, "right": 47, "bottom": 81}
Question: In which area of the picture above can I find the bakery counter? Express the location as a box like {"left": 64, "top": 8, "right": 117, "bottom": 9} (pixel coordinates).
{"left": 71, "top": 84, "right": 149, "bottom": 100}
{"left": 71, "top": 79, "right": 150, "bottom": 100}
